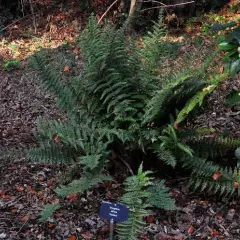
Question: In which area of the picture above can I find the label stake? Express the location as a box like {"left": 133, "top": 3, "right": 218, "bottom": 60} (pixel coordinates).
{"left": 110, "top": 219, "right": 114, "bottom": 240}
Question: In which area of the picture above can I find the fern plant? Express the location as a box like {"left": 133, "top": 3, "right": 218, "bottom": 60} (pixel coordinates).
{"left": 116, "top": 164, "right": 175, "bottom": 240}
{"left": 29, "top": 13, "right": 240, "bottom": 206}
{"left": 29, "top": 15, "right": 156, "bottom": 198}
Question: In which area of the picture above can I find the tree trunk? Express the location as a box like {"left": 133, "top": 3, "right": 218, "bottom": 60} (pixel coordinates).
{"left": 126, "top": 0, "right": 142, "bottom": 31}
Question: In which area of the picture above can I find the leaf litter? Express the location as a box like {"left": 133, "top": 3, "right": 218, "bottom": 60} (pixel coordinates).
{"left": 1, "top": 2, "right": 240, "bottom": 239}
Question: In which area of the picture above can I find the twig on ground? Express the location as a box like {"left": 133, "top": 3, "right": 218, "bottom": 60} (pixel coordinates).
{"left": 0, "top": 197, "right": 23, "bottom": 209}
{"left": 97, "top": 0, "right": 120, "bottom": 24}
{"left": 16, "top": 219, "right": 29, "bottom": 235}
{"left": 0, "top": 12, "right": 40, "bottom": 32}
{"left": 140, "top": 0, "right": 167, "bottom": 6}
{"left": 117, "top": 155, "right": 134, "bottom": 176}
{"left": 141, "top": 1, "right": 195, "bottom": 12}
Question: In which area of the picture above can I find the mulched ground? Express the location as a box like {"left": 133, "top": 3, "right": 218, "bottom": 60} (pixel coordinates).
{"left": 0, "top": 45, "right": 240, "bottom": 240}
{"left": 1, "top": 1, "right": 240, "bottom": 238}
{"left": 186, "top": 75, "right": 240, "bottom": 138}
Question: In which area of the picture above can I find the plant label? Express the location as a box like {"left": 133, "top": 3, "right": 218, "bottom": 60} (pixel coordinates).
{"left": 99, "top": 201, "right": 129, "bottom": 223}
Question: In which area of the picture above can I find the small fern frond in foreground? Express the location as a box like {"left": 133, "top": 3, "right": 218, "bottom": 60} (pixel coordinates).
{"left": 117, "top": 164, "right": 175, "bottom": 240}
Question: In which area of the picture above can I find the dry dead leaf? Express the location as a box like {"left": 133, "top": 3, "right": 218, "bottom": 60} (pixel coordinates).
{"left": 2, "top": 195, "right": 11, "bottom": 199}
{"left": 212, "top": 172, "right": 222, "bottom": 181}
{"left": 146, "top": 215, "right": 154, "bottom": 223}
{"left": 68, "top": 235, "right": 76, "bottom": 240}
{"left": 64, "top": 65, "right": 71, "bottom": 72}
{"left": 73, "top": 48, "right": 79, "bottom": 54}
{"left": 67, "top": 193, "right": 78, "bottom": 202}
{"left": 187, "top": 225, "right": 194, "bottom": 234}
{"left": 219, "top": 66, "right": 224, "bottom": 73}
{"left": 234, "top": 181, "right": 239, "bottom": 188}
{"left": 80, "top": 232, "right": 93, "bottom": 239}
{"left": 21, "top": 215, "right": 29, "bottom": 222}
{"left": 16, "top": 186, "right": 24, "bottom": 192}
{"left": 53, "top": 134, "right": 61, "bottom": 143}
{"left": 51, "top": 199, "right": 60, "bottom": 204}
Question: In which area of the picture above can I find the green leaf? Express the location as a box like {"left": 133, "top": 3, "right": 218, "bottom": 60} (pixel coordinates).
{"left": 228, "top": 28, "right": 240, "bottom": 44}
{"left": 212, "top": 22, "right": 237, "bottom": 32}
{"left": 224, "top": 49, "right": 238, "bottom": 59}
{"left": 226, "top": 91, "right": 240, "bottom": 106}
{"left": 79, "top": 154, "right": 102, "bottom": 170}
{"left": 148, "top": 180, "right": 176, "bottom": 210}
{"left": 39, "top": 203, "right": 60, "bottom": 222}
{"left": 177, "top": 143, "right": 194, "bottom": 157}
{"left": 219, "top": 42, "right": 237, "bottom": 50}
{"left": 230, "top": 59, "right": 240, "bottom": 75}
{"left": 235, "top": 148, "right": 240, "bottom": 160}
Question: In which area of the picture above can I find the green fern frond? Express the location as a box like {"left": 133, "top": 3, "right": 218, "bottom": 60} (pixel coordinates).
{"left": 117, "top": 210, "right": 150, "bottom": 240}
{"left": 158, "top": 125, "right": 194, "bottom": 158}
{"left": 148, "top": 180, "right": 176, "bottom": 210}
{"left": 226, "top": 91, "right": 240, "bottom": 106}
{"left": 116, "top": 164, "right": 153, "bottom": 240}
{"left": 143, "top": 74, "right": 203, "bottom": 124}
{"left": 188, "top": 136, "right": 240, "bottom": 158}
{"left": 155, "top": 148, "right": 177, "bottom": 167}
{"left": 55, "top": 174, "right": 111, "bottom": 197}
{"left": 39, "top": 203, "right": 60, "bottom": 222}
{"left": 28, "top": 144, "right": 79, "bottom": 164}
{"left": 176, "top": 73, "right": 228, "bottom": 124}
{"left": 30, "top": 53, "right": 76, "bottom": 112}
{"left": 181, "top": 157, "right": 236, "bottom": 195}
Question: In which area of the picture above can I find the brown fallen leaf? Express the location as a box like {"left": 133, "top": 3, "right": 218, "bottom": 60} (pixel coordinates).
{"left": 219, "top": 66, "right": 224, "bottom": 73}
{"left": 187, "top": 225, "right": 194, "bottom": 234}
{"left": 21, "top": 215, "right": 29, "bottom": 222}
{"left": 67, "top": 193, "right": 78, "bottom": 202}
{"left": 234, "top": 181, "right": 239, "bottom": 188}
{"left": 81, "top": 232, "right": 93, "bottom": 239}
{"left": 51, "top": 198, "right": 60, "bottom": 204}
{"left": 16, "top": 186, "right": 24, "bottom": 192}
{"left": 68, "top": 235, "right": 76, "bottom": 240}
{"left": 53, "top": 134, "right": 61, "bottom": 143}
{"left": 2, "top": 195, "right": 11, "bottom": 199}
{"left": 146, "top": 215, "right": 154, "bottom": 223}
{"left": 212, "top": 172, "right": 222, "bottom": 181}
{"left": 64, "top": 65, "right": 71, "bottom": 72}
{"left": 73, "top": 48, "right": 79, "bottom": 54}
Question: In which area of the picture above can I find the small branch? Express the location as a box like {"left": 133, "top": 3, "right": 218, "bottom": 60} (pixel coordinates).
{"left": 16, "top": 219, "right": 29, "bottom": 235}
{"left": 0, "top": 12, "right": 40, "bottom": 32}
{"left": 0, "top": 197, "right": 23, "bottom": 209}
{"left": 29, "top": 0, "right": 37, "bottom": 34}
{"left": 141, "top": 1, "right": 194, "bottom": 12}
{"left": 117, "top": 155, "right": 134, "bottom": 176}
{"left": 140, "top": 0, "right": 167, "bottom": 6}
{"left": 98, "top": 0, "right": 120, "bottom": 24}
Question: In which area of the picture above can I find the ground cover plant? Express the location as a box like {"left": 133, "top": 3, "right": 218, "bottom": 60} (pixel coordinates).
{"left": 26, "top": 14, "right": 240, "bottom": 239}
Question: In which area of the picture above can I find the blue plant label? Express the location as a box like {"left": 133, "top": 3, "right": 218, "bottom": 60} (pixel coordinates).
{"left": 99, "top": 201, "right": 129, "bottom": 223}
